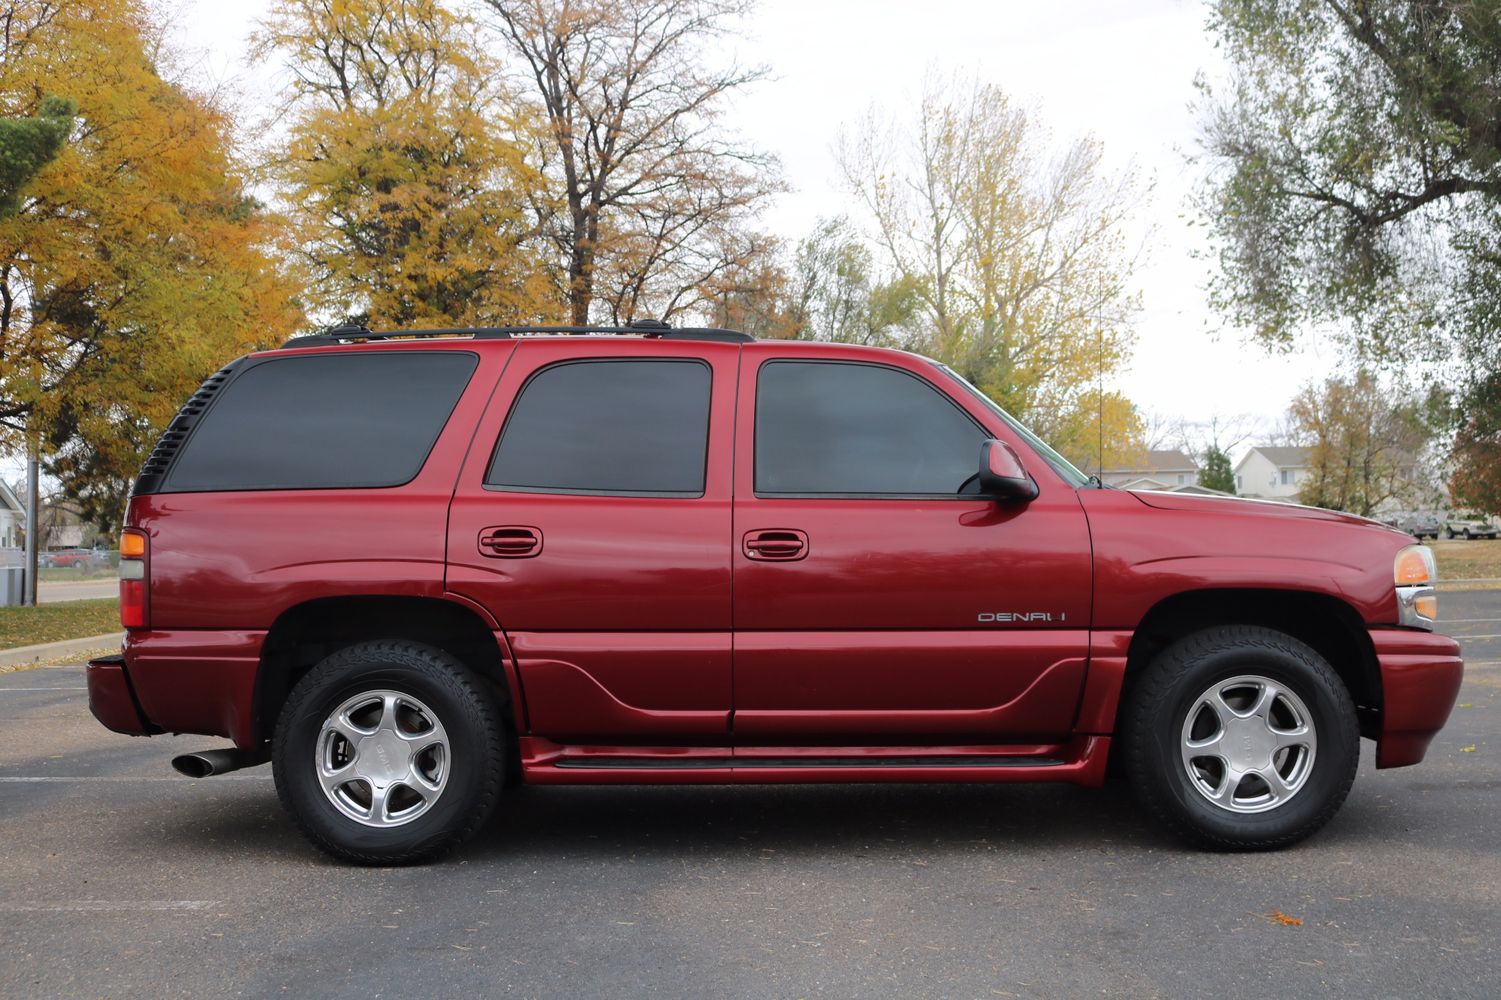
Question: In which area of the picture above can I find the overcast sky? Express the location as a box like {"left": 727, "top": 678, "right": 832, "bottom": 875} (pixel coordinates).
{"left": 160, "top": 0, "right": 1339, "bottom": 443}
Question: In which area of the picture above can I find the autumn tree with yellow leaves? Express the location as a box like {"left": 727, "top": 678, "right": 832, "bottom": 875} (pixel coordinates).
{"left": 258, "top": 0, "right": 561, "bottom": 328}
{"left": 0, "top": 0, "right": 301, "bottom": 529}
{"left": 839, "top": 77, "right": 1146, "bottom": 468}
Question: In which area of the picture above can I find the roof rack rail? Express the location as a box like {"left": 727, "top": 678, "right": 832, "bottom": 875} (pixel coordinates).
{"left": 280, "top": 319, "right": 753, "bottom": 349}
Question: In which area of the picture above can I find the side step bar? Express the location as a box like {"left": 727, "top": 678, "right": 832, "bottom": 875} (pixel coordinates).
{"left": 520, "top": 736, "right": 1110, "bottom": 787}
{"left": 556, "top": 754, "right": 1064, "bottom": 770}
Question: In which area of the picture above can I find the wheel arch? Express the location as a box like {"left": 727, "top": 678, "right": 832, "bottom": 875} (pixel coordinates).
{"left": 1120, "top": 588, "right": 1382, "bottom": 738}
{"left": 254, "top": 595, "right": 524, "bottom": 749}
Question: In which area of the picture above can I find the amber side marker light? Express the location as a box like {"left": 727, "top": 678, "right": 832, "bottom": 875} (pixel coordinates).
{"left": 118, "top": 528, "right": 148, "bottom": 628}
{"left": 1394, "top": 544, "right": 1437, "bottom": 628}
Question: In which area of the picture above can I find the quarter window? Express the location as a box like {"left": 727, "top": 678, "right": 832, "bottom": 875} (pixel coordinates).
{"left": 165, "top": 352, "right": 478, "bottom": 492}
{"left": 755, "top": 361, "right": 985, "bottom": 496}
{"left": 487, "top": 359, "right": 711, "bottom": 496}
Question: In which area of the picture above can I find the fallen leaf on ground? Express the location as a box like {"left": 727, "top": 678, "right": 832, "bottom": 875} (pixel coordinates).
{"left": 1460, "top": 745, "right": 1477, "bottom": 753}
{"left": 1268, "top": 911, "right": 1303, "bottom": 926}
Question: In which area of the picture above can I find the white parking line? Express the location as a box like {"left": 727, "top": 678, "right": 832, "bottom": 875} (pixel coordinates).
{"left": 0, "top": 900, "right": 220, "bottom": 913}
{"left": 0, "top": 775, "right": 271, "bottom": 782}
{"left": 0, "top": 687, "right": 87, "bottom": 692}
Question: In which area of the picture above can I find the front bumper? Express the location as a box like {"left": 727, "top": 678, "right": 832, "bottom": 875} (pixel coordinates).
{"left": 1370, "top": 628, "right": 1464, "bottom": 768}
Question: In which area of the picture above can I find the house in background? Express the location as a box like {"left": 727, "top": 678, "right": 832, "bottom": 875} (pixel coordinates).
{"left": 0, "top": 481, "right": 24, "bottom": 553}
{"left": 1098, "top": 449, "right": 1201, "bottom": 491}
{"left": 1234, "top": 446, "right": 1312, "bottom": 500}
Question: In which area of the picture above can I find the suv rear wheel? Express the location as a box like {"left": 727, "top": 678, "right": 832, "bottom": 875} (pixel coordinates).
{"left": 1122, "top": 626, "right": 1359, "bottom": 850}
{"left": 272, "top": 641, "right": 505, "bottom": 865}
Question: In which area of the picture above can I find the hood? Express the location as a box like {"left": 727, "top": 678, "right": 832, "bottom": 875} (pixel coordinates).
{"left": 1127, "top": 490, "right": 1397, "bottom": 531}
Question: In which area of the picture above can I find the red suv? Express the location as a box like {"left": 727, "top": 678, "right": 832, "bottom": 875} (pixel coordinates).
{"left": 86, "top": 323, "right": 1463, "bottom": 863}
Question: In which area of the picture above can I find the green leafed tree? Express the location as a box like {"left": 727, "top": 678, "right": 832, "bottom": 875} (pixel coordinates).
{"left": 1199, "top": 444, "right": 1236, "bottom": 494}
{"left": 0, "top": 94, "right": 74, "bottom": 217}
{"left": 1197, "top": 0, "right": 1501, "bottom": 407}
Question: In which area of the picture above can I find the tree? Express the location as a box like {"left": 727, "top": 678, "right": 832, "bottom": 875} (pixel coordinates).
{"left": 480, "top": 0, "right": 782, "bottom": 324}
{"left": 1286, "top": 370, "right": 1439, "bottom": 516}
{"left": 0, "top": 94, "right": 73, "bottom": 217}
{"left": 1197, "top": 1, "right": 1501, "bottom": 399}
{"left": 839, "top": 76, "right": 1145, "bottom": 463}
{"left": 1449, "top": 368, "right": 1501, "bottom": 512}
{"left": 0, "top": 0, "right": 302, "bottom": 529}
{"left": 783, "top": 217, "right": 922, "bottom": 346}
{"left": 1055, "top": 389, "right": 1148, "bottom": 477}
{"left": 1200, "top": 445, "right": 1236, "bottom": 493}
{"left": 257, "top": 0, "right": 558, "bottom": 327}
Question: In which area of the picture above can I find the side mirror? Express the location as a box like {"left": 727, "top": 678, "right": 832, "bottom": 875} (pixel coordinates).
{"left": 978, "top": 440, "right": 1038, "bottom": 501}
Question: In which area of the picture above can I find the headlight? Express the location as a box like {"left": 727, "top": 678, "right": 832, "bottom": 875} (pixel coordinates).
{"left": 1394, "top": 544, "right": 1437, "bottom": 629}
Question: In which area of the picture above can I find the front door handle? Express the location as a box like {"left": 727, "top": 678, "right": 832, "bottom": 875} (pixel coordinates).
{"left": 743, "top": 529, "right": 808, "bottom": 561}
{"left": 478, "top": 526, "right": 542, "bottom": 558}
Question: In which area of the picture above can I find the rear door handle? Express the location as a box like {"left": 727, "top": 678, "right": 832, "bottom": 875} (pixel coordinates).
{"left": 478, "top": 526, "right": 542, "bottom": 558}
{"left": 743, "top": 529, "right": 808, "bottom": 561}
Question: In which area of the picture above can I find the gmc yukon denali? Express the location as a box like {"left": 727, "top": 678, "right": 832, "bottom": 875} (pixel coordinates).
{"left": 86, "top": 323, "right": 1464, "bottom": 864}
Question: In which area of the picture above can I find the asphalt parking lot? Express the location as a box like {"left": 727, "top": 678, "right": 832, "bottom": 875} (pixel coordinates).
{"left": 2, "top": 593, "right": 1498, "bottom": 999}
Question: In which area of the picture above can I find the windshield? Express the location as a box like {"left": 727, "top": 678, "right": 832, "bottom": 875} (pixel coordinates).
{"left": 931, "top": 363, "right": 1091, "bottom": 489}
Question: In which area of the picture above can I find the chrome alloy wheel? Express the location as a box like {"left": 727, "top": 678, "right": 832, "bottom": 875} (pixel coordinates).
{"left": 316, "top": 690, "right": 450, "bottom": 827}
{"left": 1180, "top": 674, "right": 1317, "bottom": 814}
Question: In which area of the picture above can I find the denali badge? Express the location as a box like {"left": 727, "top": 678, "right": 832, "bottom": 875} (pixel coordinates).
{"left": 978, "top": 612, "right": 1065, "bottom": 623}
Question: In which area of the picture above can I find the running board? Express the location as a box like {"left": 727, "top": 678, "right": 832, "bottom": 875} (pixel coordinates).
{"left": 519, "top": 736, "right": 1110, "bottom": 787}
{"left": 556, "top": 754, "right": 1064, "bottom": 770}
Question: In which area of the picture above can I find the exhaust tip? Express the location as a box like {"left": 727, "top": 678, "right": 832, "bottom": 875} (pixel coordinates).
{"left": 171, "top": 753, "right": 216, "bottom": 778}
{"left": 171, "top": 748, "right": 267, "bottom": 778}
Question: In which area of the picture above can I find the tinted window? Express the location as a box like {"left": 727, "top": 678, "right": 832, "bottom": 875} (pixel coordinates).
{"left": 487, "top": 360, "right": 710, "bottom": 495}
{"left": 756, "top": 361, "right": 984, "bottom": 495}
{"left": 165, "top": 352, "right": 477, "bottom": 492}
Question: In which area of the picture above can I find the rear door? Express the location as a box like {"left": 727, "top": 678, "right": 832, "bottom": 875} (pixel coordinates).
{"left": 446, "top": 339, "right": 738, "bottom": 742}
{"left": 730, "top": 346, "right": 1093, "bottom": 742}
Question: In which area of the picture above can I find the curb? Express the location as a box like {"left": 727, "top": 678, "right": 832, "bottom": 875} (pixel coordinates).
{"left": 0, "top": 632, "right": 123, "bottom": 670}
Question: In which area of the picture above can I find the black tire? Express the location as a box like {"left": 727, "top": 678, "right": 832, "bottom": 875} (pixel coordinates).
{"left": 273, "top": 641, "right": 506, "bottom": 865}
{"left": 1122, "top": 625, "right": 1359, "bottom": 850}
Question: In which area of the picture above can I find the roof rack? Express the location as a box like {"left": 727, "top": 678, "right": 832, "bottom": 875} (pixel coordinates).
{"left": 280, "top": 319, "right": 753, "bottom": 349}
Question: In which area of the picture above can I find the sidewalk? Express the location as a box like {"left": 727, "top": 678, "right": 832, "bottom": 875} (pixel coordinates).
{"left": 0, "top": 632, "right": 122, "bottom": 672}
{"left": 37, "top": 578, "right": 120, "bottom": 604}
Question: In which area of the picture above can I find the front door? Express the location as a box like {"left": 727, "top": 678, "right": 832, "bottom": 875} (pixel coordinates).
{"left": 731, "top": 348, "right": 1093, "bottom": 741}
{"left": 446, "top": 339, "right": 739, "bottom": 742}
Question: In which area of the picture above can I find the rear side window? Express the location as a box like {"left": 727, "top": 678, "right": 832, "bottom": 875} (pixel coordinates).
{"left": 487, "top": 359, "right": 710, "bottom": 496}
{"left": 756, "top": 360, "right": 984, "bottom": 495}
{"left": 164, "top": 352, "right": 478, "bottom": 492}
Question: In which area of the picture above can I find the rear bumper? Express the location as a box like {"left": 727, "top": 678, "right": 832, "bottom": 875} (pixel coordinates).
{"left": 1371, "top": 628, "right": 1464, "bottom": 768}
{"left": 84, "top": 630, "right": 266, "bottom": 747}
{"left": 86, "top": 653, "right": 155, "bottom": 736}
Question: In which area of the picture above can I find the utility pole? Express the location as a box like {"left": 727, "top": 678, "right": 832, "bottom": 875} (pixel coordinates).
{"left": 23, "top": 441, "right": 38, "bottom": 606}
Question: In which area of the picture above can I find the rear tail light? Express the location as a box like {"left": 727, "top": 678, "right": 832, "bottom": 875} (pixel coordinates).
{"left": 119, "top": 528, "right": 148, "bottom": 629}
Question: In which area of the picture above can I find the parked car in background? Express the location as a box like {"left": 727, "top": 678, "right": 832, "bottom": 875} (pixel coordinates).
{"left": 42, "top": 547, "right": 109, "bottom": 570}
{"left": 1443, "top": 511, "right": 1500, "bottom": 540}
{"left": 1401, "top": 513, "right": 1442, "bottom": 540}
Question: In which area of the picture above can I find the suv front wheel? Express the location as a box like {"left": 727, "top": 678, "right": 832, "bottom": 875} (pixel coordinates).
{"left": 273, "top": 641, "right": 506, "bottom": 865}
{"left": 1122, "top": 626, "right": 1359, "bottom": 850}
